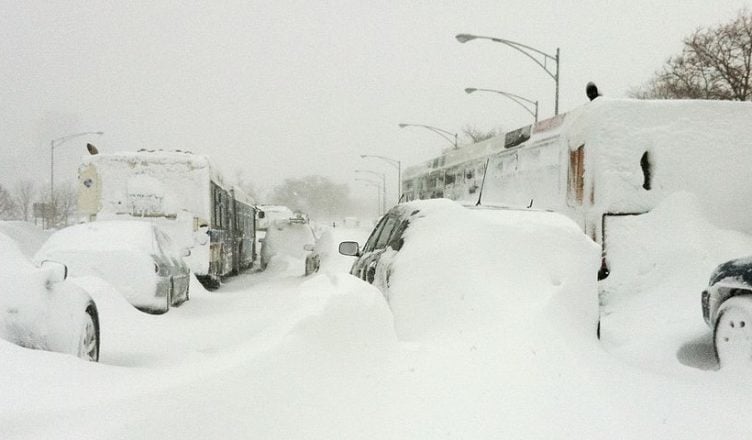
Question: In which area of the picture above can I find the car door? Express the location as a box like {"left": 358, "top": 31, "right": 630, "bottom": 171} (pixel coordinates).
{"left": 357, "top": 215, "right": 400, "bottom": 284}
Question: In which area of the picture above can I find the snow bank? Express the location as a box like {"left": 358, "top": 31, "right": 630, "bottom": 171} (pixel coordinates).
{"left": 0, "top": 221, "right": 50, "bottom": 257}
{"left": 600, "top": 192, "right": 752, "bottom": 371}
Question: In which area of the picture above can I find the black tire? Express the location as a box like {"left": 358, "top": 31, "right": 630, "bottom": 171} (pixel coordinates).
{"left": 79, "top": 305, "right": 100, "bottom": 362}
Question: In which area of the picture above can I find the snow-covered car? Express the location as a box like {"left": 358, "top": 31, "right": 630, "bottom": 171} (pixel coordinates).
{"left": 701, "top": 256, "right": 752, "bottom": 367}
{"left": 35, "top": 221, "right": 190, "bottom": 314}
{"left": 260, "top": 218, "right": 320, "bottom": 276}
{"left": 339, "top": 199, "right": 590, "bottom": 296}
{"left": 0, "top": 231, "right": 100, "bottom": 361}
{"left": 339, "top": 198, "right": 600, "bottom": 340}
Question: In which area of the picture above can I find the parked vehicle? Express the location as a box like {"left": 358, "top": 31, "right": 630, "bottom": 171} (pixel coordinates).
{"left": 400, "top": 99, "right": 752, "bottom": 280}
{"left": 35, "top": 221, "right": 190, "bottom": 314}
{"left": 0, "top": 231, "right": 99, "bottom": 361}
{"left": 339, "top": 199, "right": 565, "bottom": 294}
{"left": 701, "top": 256, "right": 752, "bottom": 368}
{"left": 77, "top": 149, "right": 256, "bottom": 289}
{"left": 260, "top": 217, "right": 320, "bottom": 276}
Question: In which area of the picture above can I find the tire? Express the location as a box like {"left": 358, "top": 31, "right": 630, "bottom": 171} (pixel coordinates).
{"left": 78, "top": 306, "right": 100, "bottom": 362}
{"left": 714, "top": 295, "right": 752, "bottom": 368}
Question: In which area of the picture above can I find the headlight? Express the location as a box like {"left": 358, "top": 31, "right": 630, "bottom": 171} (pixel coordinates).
{"left": 154, "top": 263, "right": 160, "bottom": 274}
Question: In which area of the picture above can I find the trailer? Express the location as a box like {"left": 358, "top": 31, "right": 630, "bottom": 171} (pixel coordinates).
{"left": 77, "top": 149, "right": 256, "bottom": 289}
{"left": 402, "top": 98, "right": 752, "bottom": 277}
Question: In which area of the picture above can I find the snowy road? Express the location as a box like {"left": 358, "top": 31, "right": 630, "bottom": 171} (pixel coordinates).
{"left": 2, "top": 223, "right": 752, "bottom": 439}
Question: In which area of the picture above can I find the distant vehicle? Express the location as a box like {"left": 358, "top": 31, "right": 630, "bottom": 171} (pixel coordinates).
{"left": 0, "top": 231, "right": 99, "bottom": 361}
{"left": 77, "top": 149, "right": 256, "bottom": 289}
{"left": 35, "top": 221, "right": 190, "bottom": 314}
{"left": 260, "top": 218, "right": 320, "bottom": 276}
{"left": 701, "top": 256, "right": 752, "bottom": 368}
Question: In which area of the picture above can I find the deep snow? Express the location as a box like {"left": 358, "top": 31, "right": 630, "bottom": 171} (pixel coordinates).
{"left": 2, "top": 202, "right": 752, "bottom": 439}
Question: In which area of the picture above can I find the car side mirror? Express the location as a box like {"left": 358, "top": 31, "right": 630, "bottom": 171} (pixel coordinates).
{"left": 303, "top": 244, "right": 315, "bottom": 252}
{"left": 40, "top": 260, "right": 68, "bottom": 286}
{"left": 182, "top": 248, "right": 192, "bottom": 257}
{"left": 338, "top": 241, "right": 360, "bottom": 257}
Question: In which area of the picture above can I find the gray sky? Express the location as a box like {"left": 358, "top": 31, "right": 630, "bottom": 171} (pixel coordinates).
{"left": 1, "top": 0, "right": 749, "bottom": 204}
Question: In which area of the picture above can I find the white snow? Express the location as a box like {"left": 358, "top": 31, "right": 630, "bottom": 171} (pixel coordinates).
{"left": 3, "top": 197, "right": 752, "bottom": 439}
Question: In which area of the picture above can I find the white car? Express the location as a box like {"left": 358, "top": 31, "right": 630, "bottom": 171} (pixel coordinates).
{"left": 35, "top": 221, "right": 191, "bottom": 314}
{"left": 260, "top": 218, "right": 320, "bottom": 276}
{"left": 0, "top": 231, "right": 99, "bottom": 361}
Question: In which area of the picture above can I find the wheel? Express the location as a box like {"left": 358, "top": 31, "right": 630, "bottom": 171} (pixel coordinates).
{"left": 78, "top": 306, "right": 100, "bottom": 362}
{"left": 714, "top": 295, "right": 752, "bottom": 368}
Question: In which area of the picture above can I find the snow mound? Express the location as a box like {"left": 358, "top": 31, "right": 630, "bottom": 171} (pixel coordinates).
{"left": 387, "top": 204, "right": 601, "bottom": 344}
{"left": 286, "top": 273, "right": 397, "bottom": 353}
{"left": 0, "top": 221, "right": 50, "bottom": 258}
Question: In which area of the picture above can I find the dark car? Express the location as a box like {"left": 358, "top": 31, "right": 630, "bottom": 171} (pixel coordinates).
{"left": 701, "top": 256, "right": 752, "bottom": 367}
{"left": 338, "top": 204, "right": 413, "bottom": 287}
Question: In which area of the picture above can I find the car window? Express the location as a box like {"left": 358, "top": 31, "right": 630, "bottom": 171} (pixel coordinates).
{"left": 374, "top": 216, "right": 399, "bottom": 250}
{"left": 362, "top": 216, "right": 388, "bottom": 253}
{"left": 388, "top": 219, "right": 410, "bottom": 251}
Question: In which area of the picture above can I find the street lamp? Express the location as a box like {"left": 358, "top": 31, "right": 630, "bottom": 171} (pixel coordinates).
{"left": 355, "top": 178, "right": 382, "bottom": 216}
{"left": 49, "top": 131, "right": 104, "bottom": 226}
{"left": 355, "top": 169, "right": 386, "bottom": 213}
{"left": 398, "top": 123, "right": 458, "bottom": 150}
{"left": 456, "top": 33, "right": 560, "bottom": 115}
{"left": 360, "top": 154, "right": 402, "bottom": 204}
{"left": 465, "top": 87, "right": 539, "bottom": 122}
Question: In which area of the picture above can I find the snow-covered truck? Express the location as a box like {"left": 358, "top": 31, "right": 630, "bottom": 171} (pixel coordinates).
{"left": 401, "top": 98, "right": 752, "bottom": 277}
{"left": 77, "top": 149, "right": 256, "bottom": 289}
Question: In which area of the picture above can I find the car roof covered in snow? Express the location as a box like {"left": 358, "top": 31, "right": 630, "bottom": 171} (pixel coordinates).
{"left": 37, "top": 221, "right": 158, "bottom": 255}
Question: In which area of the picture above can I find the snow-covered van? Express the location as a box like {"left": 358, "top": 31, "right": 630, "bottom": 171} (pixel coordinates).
{"left": 401, "top": 98, "right": 752, "bottom": 277}
{"left": 77, "top": 149, "right": 256, "bottom": 289}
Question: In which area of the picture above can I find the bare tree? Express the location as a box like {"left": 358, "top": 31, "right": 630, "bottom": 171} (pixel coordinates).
{"left": 14, "top": 180, "right": 37, "bottom": 221}
{"left": 0, "top": 184, "right": 17, "bottom": 220}
{"left": 462, "top": 125, "right": 501, "bottom": 144}
{"left": 49, "top": 183, "right": 78, "bottom": 227}
{"left": 630, "top": 9, "right": 752, "bottom": 100}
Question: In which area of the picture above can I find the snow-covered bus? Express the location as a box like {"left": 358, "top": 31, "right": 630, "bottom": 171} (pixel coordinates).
{"left": 402, "top": 98, "right": 752, "bottom": 277}
{"left": 77, "top": 149, "right": 256, "bottom": 289}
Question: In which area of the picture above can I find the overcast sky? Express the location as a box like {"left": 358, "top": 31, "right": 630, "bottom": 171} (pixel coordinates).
{"left": 1, "top": 0, "right": 749, "bottom": 203}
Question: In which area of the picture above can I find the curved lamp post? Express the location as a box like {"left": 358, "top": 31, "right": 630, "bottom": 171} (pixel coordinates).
{"left": 398, "top": 123, "right": 458, "bottom": 150}
{"left": 456, "top": 33, "right": 559, "bottom": 115}
{"left": 356, "top": 169, "right": 386, "bottom": 213}
{"left": 360, "top": 154, "right": 402, "bottom": 204}
{"left": 50, "top": 131, "right": 104, "bottom": 225}
{"left": 465, "top": 87, "right": 538, "bottom": 122}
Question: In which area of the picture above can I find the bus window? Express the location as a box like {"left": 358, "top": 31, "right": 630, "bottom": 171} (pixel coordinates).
{"left": 568, "top": 145, "right": 585, "bottom": 205}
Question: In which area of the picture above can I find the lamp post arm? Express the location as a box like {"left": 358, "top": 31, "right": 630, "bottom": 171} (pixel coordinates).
{"left": 399, "top": 124, "right": 458, "bottom": 149}
{"left": 468, "top": 88, "right": 538, "bottom": 121}
{"left": 463, "top": 35, "right": 557, "bottom": 80}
